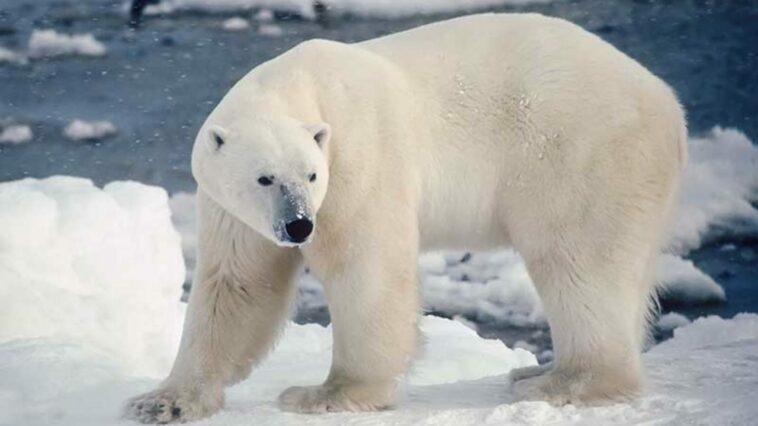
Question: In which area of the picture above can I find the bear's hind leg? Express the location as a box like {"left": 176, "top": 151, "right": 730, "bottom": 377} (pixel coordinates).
{"left": 512, "top": 231, "right": 659, "bottom": 406}
{"left": 278, "top": 208, "right": 420, "bottom": 413}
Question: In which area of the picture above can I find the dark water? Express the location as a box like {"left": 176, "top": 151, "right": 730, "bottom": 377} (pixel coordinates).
{"left": 1, "top": 0, "right": 756, "bottom": 351}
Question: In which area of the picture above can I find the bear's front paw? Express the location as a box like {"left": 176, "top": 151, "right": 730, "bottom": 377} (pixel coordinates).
{"left": 277, "top": 382, "right": 394, "bottom": 414}
{"left": 123, "top": 386, "right": 223, "bottom": 424}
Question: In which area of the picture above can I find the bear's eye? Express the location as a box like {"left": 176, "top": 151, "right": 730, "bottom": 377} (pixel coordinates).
{"left": 213, "top": 134, "right": 225, "bottom": 149}
{"left": 309, "top": 173, "right": 317, "bottom": 182}
{"left": 257, "top": 176, "right": 274, "bottom": 186}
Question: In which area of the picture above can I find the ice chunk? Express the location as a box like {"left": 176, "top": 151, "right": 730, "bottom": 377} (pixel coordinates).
{"left": 28, "top": 29, "right": 107, "bottom": 58}
{"left": 656, "top": 254, "right": 726, "bottom": 305}
{"left": 63, "top": 119, "right": 117, "bottom": 141}
{"left": 0, "top": 125, "right": 32, "bottom": 145}
{"left": 0, "top": 46, "right": 26, "bottom": 65}
{"left": 656, "top": 312, "right": 691, "bottom": 332}
{"left": 669, "top": 127, "right": 758, "bottom": 253}
{"left": 258, "top": 23, "right": 284, "bottom": 37}
{"left": 222, "top": 17, "right": 250, "bottom": 31}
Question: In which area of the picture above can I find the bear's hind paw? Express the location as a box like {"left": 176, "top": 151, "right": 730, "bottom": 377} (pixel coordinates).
{"left": 512, "top": 368, "right": 641, "bottom": 406}
{"left": 278, "top": 383, "right": 393, "bottom": 414}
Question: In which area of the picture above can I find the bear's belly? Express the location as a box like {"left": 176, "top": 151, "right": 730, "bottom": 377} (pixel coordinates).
{"left": 416, "top": 168, "right": 511, "bottom": 252}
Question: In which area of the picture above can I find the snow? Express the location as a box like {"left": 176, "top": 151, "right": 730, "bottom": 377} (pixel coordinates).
{"left": 139, "top": 0, "right": 553, "bottom": 19}
{"left": 1, "top": 289, "right": 756, "bottom": 426}
{"left": 656, "top": 312, "right": 690, "bottom": 332}
{"left": 421, "top": 251, "right": 544, "bottom": 326}
{"left": 221, "top": 17, "right": 250, "bottom": 31}
{"left": 28, "top": 30, "right": 107, "bottom": 59}
{"left": 668, "top": 127, "right": 758, "bottom": 253}
{"left": 0, "top": 176, "right": 185, "bottom": 378}
{"left": 0, "top": 125, "right": 33, "bottom": 145}
{"left": 656, "top": 254, "right": 726, "bottom": 306}
{"left": 63, "top": 119, "right": 117, "bottom": 141}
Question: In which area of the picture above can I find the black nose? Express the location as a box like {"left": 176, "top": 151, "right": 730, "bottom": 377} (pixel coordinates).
{"left": 285, "top": 219, "right": 313, "bottom": 243}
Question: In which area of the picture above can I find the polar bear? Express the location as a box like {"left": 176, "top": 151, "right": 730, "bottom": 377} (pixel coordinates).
{"left": 125, "top": 13, "right": 686, "bottom": 423}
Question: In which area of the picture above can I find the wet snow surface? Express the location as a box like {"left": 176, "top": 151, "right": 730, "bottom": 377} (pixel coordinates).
{"left": 0, "top": 0, "right": 757, "bottom": 425}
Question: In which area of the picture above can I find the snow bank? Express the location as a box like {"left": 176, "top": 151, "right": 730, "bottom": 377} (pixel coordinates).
{"left": 63, "top": 119, "right": 117, "bottom": 141}
{"left": 2, "top": 307, "right": 756, "bottom": 425}
{"left": 139, "top": 0, "right": 552, "bottom": 19}
{"left": 28, "top": 30, "right": 106, "bottom": 59}
{"left": 168, "top": 127, "right": 756, "bottom": 324}
{"left": 0, "top": 125, "right": 32, "bottom": 145}
{"left": 656, "top": 254, "right": 726, "bottom": 305}
{"left": 0, "top": 177, "right": 185, "bottom": 378}
{"left": 221, "top": 17, "right": 250, "bottom": 31}
{"left": 656, "top": 312, "right": 690, "bottom": 332}
{"left": 669, "top": 127, "right": 758, "bottom": 253}
{"left": 421, "top": 251, "right": 543, "bottom": 325}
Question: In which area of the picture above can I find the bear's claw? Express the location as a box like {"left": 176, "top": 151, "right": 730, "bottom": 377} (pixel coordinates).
{"left": 124, "top": 387, "right": 221, "bottom": 424}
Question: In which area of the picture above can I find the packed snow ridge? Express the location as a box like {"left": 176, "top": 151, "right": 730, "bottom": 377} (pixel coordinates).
{"left": 0, "top": 177, "right": 185, "bottom": 378}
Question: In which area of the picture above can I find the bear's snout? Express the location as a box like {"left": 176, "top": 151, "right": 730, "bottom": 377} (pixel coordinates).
{"left": 284, "top": 219, "right": 313, "bottom": 243}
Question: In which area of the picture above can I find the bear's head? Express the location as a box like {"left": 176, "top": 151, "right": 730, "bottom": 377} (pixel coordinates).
{"left": 191, "top": 115, "right": 330, "bottom": 247}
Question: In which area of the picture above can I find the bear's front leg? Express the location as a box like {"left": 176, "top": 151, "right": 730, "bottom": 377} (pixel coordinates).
{"left": 125, "top": 191, "right": 302, "bottom": 423}
{"left": 278, "top": 207, "right": 420, "bottom": 413}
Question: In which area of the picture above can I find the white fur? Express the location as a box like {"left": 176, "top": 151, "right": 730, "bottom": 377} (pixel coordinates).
{"left": 125, "top": 13, "right": 686, "bottom": 423}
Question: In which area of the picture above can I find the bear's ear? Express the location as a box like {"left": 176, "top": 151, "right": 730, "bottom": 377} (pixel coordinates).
{"left": 305, "top": 122, "right": 330, "bottom": 150}
{"left": 206, "top": 125, "right": 228, "bottom": 151}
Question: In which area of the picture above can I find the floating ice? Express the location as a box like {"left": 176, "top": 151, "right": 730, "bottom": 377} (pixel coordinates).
{"left": 0, "top": 125, "right": 32, "bottom": 145}
{"left": 254, "top": 8, "right": 274, "bottom": 21}
{"left": 258, "top": 24, "right": 284, "bottom": 37}
{"left": 0, "top": 46, "right": 26, "bottom": 65}
{"left": 63, "top": 119, "right": 117, "bottom": 141}
{"left": 656, "top": 253, "right": 726, "bottom": 306}
{"left": 222, "top": 17, "right": 250, "bottom": 31}
{"left": 656, "top": 312, "right": 691, "bottom": 332}
{"left": 668, "top": 127, "right": 758, "bottom": 253}
{"left": 28, "top": 29, "right": 107, "bottom": 59}
{"left": 137, "top": 0, "right": 553, "bottom": 19}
